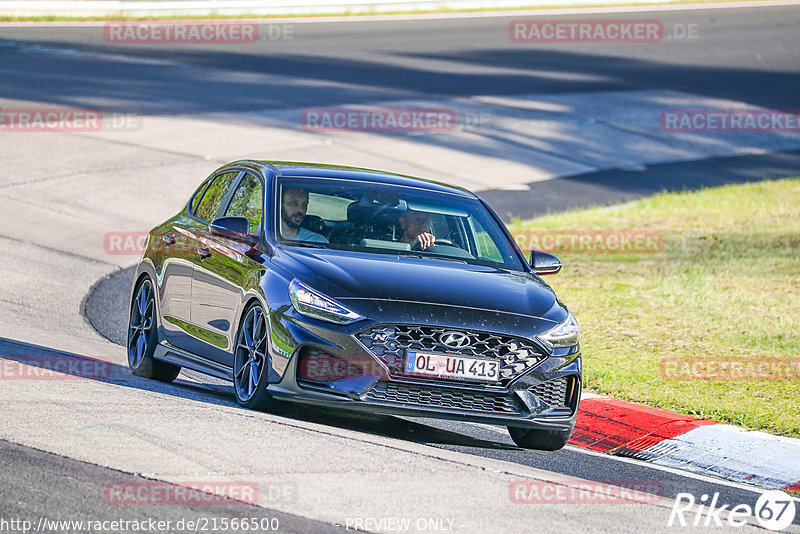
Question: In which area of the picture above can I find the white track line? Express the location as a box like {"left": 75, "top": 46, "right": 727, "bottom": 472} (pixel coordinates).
{"left": 459, "top": 419, "right": 800, "bottom": 496}
{"left": 567, "top": 444, "right": 800, "bottom": 498}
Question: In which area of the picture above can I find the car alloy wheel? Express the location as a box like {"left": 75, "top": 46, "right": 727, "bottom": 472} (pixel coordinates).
{"left": 127, "top": 277, "right": 181, "bottom": 382}
{"left": 233, "top": 303, "right": 275, "bottom": 410}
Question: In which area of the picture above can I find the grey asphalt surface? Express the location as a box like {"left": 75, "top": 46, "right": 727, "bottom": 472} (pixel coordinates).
{"left": 0, "top": 438, "right": 343, "bottom": 534}
{"left": 2, "top": 6, "right": 799, "bottom": 218}
{"left": 0, "top": 7, "right": 799, "bottom": 113}
{"left": 481, "top": 147, "right": 800, "bottom": 220}
{"left": 4, "top": 334, "right": 789, "bottom": 525}
{"left": 3, "top": 4, "right": 800, "bottom": 531}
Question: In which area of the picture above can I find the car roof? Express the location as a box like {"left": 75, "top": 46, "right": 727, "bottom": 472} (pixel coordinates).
{"left": 242, "top": 160, "right": 476, "bottom": 199}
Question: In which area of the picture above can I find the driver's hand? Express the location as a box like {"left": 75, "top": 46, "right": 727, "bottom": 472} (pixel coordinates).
{"left": 416, "top": 232, "right": 436, "bottom": 250}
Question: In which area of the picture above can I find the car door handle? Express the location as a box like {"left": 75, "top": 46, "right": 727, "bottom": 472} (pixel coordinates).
{"left": 197, "top": 247, "right": 212, "bottom": 259}
{"left": 162, "top": 235, "right": 176, "bottom": 247}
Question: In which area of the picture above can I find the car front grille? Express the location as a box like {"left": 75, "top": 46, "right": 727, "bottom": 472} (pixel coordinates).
{"left": 365, "top": 381, "right": 521, "bottom": 415}
{"left": 528, "top": 376, "right": 571, "bottom": 408}
{"left": 355, "top": 324, "right": 547, "bottom": 385}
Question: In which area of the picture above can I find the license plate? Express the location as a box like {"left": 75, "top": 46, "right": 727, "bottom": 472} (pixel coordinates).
{"left": 404, "top": 351, "right": 500, "bottom": 383}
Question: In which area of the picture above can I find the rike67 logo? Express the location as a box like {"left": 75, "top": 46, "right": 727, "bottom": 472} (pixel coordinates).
{"left": 669, "top": 491, "right": 796, "bottom": 530}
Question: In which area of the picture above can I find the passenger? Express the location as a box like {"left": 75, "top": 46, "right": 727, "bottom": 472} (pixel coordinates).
{"left": 281, "top": 188, "right": 328, "bottom": 243}
{"left": 398, "top": 209, "right": 435, "bottom": 250}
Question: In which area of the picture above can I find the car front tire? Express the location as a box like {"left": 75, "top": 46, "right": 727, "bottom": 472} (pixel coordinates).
{"left": 233, "top": 302, "right": 276, "bottom": 411}
{"left": 507, "top": 426, "right": 572, "bottom": 451}
{"left": 127, "top": 277, "right": 181, "bottom": 382}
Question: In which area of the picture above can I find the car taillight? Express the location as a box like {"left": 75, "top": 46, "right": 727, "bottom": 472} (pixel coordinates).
{"left": 298, "top": 348, "right": 365, "bottom": 382}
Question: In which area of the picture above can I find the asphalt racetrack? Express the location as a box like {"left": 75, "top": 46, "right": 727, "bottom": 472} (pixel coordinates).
{"left": 1, "top": 4, "right": 800, "bottom": 533}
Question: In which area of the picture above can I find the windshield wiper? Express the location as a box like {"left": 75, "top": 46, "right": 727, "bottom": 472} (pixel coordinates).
{"left": 403, "top": 253, "right": 467, "bottom": 264}
{"left": 432, "top": 256, "right": 468, "bottom": 264}
{"left": 282, "top": 241, "right": 326, "bottom": 249}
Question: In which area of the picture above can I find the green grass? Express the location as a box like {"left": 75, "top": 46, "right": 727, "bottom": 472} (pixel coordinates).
{"left": 508, "top": 179, "right": 800, "bottom": 437}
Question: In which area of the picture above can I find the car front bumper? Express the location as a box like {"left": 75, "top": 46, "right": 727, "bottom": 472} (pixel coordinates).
{"left": 266, "top": 310, "right": 582, "bottom": 431}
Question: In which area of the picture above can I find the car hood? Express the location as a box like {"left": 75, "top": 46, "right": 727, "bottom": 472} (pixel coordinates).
{"left": 271, "top": 247, "right": 566, "bottom": 324}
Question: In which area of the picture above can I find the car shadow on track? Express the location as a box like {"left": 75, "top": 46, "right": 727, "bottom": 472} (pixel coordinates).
{"left": 0, "top": 336, "right": 515, "bottom": 451}
{"left": 4, "top": 337, "right": 791, "bottom": 521}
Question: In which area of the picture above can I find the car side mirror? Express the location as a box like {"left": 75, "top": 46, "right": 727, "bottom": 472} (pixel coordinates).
{"left": 209, "top": 216, "right": 260, "bottom": 250}
{"left": 529, "top": 250, "right": 561, "bottom": 275}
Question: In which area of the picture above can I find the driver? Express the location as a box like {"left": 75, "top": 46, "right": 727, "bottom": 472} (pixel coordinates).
{"left": 281, "top": 187, "right": 328, "bottom": 243}
{"left": 398, "top": 209, "right": 435, "bottom": 250}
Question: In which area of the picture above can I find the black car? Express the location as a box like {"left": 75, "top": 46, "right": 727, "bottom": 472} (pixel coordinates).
{"left": 127, "top": 161, "right": 582, "bottom": 450}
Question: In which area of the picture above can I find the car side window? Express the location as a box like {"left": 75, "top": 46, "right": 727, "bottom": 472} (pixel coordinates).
{"left": 189, "top": 181, "right": 209, "bottom": 213}
{"left": 194, "top": 171, "right": 239, "bottom": 222}
{"left": 224, "top": 173, "right": 263, "bottom": 234}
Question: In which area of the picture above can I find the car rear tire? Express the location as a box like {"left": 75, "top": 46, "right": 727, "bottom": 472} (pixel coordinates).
{"left": 507, "top": 426, "right": 572, "bottom": 451}
{"left": 127, "top": 277, "right": 181, "bottom": 382}
{"left": 233, "top": 302, "right": 276, "bottom": 411}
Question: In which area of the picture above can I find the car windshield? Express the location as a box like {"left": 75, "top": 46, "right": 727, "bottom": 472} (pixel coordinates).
{"left": 275, "top": 177, "right": 525, "bottom": 271}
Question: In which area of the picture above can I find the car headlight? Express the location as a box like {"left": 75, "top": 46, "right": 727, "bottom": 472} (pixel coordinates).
{"left": 289, "top": 279, "right": 364, "bottom": 324}
{"left": 538, "top": 312, "right": 579, "bottom": 349}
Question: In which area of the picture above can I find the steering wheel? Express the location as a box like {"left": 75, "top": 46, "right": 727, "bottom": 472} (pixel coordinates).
{"left": 410, "top": 237, "right": 454, "bottom": 251}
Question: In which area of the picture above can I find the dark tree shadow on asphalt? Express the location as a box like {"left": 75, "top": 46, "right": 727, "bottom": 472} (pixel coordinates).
{"left": 1, "top": 39, "right": 798, "bottom": 113}
{"left": 479, "top": 149, "right": 800, "bottom": 220}
{"left": 1, "top": 36, "right": 799, "bottom": 221}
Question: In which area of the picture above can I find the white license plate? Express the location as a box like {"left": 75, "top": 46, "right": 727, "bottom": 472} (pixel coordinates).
{"left": 404, "top": 351, "right": 500, "bottom": 383}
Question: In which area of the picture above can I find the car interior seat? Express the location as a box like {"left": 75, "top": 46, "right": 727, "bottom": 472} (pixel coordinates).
{"left": 300, "top": 215, "right": 329, "bottom": 238}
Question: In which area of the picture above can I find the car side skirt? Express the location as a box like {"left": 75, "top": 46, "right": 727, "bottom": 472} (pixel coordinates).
{"left": 153, "top": 342, "right": 233, "bottom": 381}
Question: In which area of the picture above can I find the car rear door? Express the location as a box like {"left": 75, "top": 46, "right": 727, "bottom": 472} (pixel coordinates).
{"left": 155, "top": 212, "right": 197, "bottom": 348}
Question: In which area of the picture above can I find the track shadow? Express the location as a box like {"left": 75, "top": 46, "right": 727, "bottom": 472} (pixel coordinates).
{"left": 479, "top": 148, "right": 800, "bottom": 220}
{"left": 3, "top": 32, "right": 800, "bottom": 221}
{"left": 3, "top": 337, "right": 792, "bottom": 515}
{"left": 0, "top": 336, "right": 511, "bottom": 450}
{"left": 1, "top": 35, "right": 798, "bottom": 114}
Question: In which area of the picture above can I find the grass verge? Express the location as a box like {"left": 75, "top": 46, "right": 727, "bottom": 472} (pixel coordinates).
{"left": 508, "top": 178, "right": 800, "bottom": 437}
